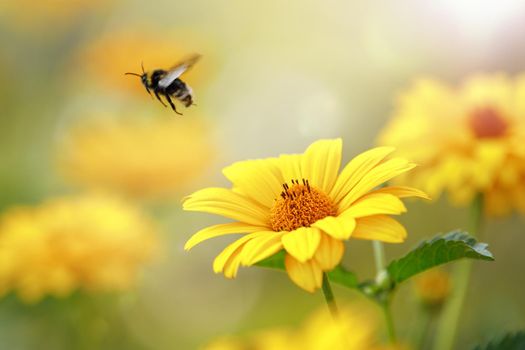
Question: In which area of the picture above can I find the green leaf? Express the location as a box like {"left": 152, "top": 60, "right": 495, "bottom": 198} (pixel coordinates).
{"left": 472, "top": 331, "right": 525, "bottom": 350}
{"left": 255, "top": 250, "right": 286, "bottom": 269}
{"left": 255, "top": 250, "right": 358, "bottom": 289}
{"left": 326, "top": 265, "right": 359, "bottom": 289}
{"left": 387, "top": 231, "right": 494, "bottom": 284}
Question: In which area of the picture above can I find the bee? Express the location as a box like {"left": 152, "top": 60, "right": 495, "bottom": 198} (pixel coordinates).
{"left": 125, "top": 54, "right": 201, "bottom": 115}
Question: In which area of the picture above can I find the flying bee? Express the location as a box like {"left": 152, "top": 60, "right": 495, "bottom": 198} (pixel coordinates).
{"left": 125, "top": 54, "right": 201, "bottom": 115}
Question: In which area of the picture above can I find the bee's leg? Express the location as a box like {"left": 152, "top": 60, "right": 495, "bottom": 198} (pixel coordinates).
{"left": 145, "top": 86, "right": 153, "bottom": 99}
{"left": 165, "top": 94, "right": 183, "bottom": 115}
{"left": 154, "top": 91, "right": 167, "bottom": 107}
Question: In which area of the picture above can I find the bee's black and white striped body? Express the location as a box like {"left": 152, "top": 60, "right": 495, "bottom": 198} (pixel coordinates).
{"left": 126, "top": 54, "right": 200, "bottom": 115}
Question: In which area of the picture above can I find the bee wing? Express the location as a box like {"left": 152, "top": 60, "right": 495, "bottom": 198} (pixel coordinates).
{"left": 158, "top": 54, "right": 201, "bottom": 88}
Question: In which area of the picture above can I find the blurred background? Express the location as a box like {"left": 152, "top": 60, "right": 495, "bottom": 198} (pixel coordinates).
{"left": 0, "top": 0, "right": 524, "bottom": 348}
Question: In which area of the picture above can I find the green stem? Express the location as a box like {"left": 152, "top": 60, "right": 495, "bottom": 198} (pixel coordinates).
{"left": 413, "top": 307, "right": 433, "bottom": 350}
{"left": 382, "top": 301, "right": 397, "bottom": 344}
{"left": 433, "top": 194, "right": 484, "bottom": 350}
{"left": 469, "top": 193, "right": 484, "bottom": 238}
{"left": 322, "top": 273, "right": 339, "bottom": 318}
{"left": 373, "top": 240, "right": 397, "bottom": 344}
{"left": 373, "top": 240, "right": 386, "bottom": 271}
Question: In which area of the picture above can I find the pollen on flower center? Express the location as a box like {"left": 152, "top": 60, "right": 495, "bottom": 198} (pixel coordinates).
{"left": 269, "top": 179, "right": 336, "bottom": 232}
{"left": 469, "top": 107, "right": 508, "bottom": 139}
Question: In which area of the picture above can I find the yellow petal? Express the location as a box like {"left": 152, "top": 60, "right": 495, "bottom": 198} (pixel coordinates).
{"left": 301, "top": 139, "right": 342, "bottom": 193}
{"left": 498, "top": 161, "right": 519, "bottom": 187}
{"left": 282, "top": 227, "right": 321, "bottom": 262}
{"left": 223, "top": 248, "right": 244, "bottom": 278}
{"left": 338, "top": 158, "right": 416, "bottom": 211}
{"left": 371, "top": 186, "right": 431, "bottom": 200}
{"left": 313, "top": 233, "right": 344, "bottom": 270}
{"left": 474, "top": 141, "right": 506, "bottom": 170}
{"left": 352, "top": 215, "right": 407, "bottom": 243}
{"left": 339, "top": 193, "right": 407, "bottom": 217}
{"left": 285, "top": 254, "right": 323, "bottom": 292}
{"left": 223, "top": 158, "right": 284, "bottom": 208}
{"left": 184, "top": 222, "right": 267, "bottom": 250}
{"left": 330, "top": 147, "right": 396, "bottom": 203}
{"left": 241, "top": 231, "right": 284, "bottom": 265}
{"left": 311, "top": 215, "right": 356, "bottom": 240}
{"left": 484, "top": 190, "right": 511, "bottom": 217}
{"left": 512, "top": 185, "right": 525, "bottom": 214}
{"left": 213, "top": 232, "right": 266, "bottom": 277}
{"left": 279, "top": 154, "right": 303, "bottom": 183}
{"left": 183, "top": 187, "right": 269, "bottom": 226}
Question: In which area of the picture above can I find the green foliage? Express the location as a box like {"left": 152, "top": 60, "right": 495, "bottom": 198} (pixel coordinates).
{"left": 326, "top": 265, "right": 358, "bottom": 289}
{"left": 387, "top": 231, "right": 494, "bottom": 284}
{"left": 255, "top": 251, "right": 358, "bottom": 289}
{"left": 473, "top": 331, "right": 525, "bottom": 350}
{"left": 358, "top": 231, "right": 496, "bottom": 313}
{"left": 255, "top": 250, "right": 286, "bottom": 269}
{"left": 256, "top": 231, "right": 494, "bottom": 296}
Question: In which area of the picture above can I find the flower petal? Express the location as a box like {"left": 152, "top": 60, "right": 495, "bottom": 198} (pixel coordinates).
{"left": 282, "top": 227, "right": 321, "bottom": 263}
{"left": 279, "top": 154, "right": 303, "bottom": 183}
{"left": 184, "top": 222, "right": 267, "bottom": 250}
{"left": 222, "top": 248, "right": 244, "bottom": 278}
{"left": 330, "top": 147, "right": 395, "bottom": 203}
{"left": 241, "top": 231, "right": 285, "bottom": 266}
{"left": 313, "top": 233, "right": 344, "bottom": 271}
{"left": 285, "top": 254, "right": 323, "bottom": 292}
{"left": 513, "top": 185, "right": 525, "bottom": 214}
{"left": 312, "top": 215, "right": 356, "bottom": 240}
{"left": 339, "top": 193, "right": 406, "bottom": 217}
{"left": 337, "top": 158, "right": 416, "bottom": 212}
{"left": 370, "top": 186, "right": 431, "bottom": 200}
{"left": 213, "top": 232, "right": 266, "bottom": 277}
{"left": 352, "top": 215, "right": 407, "bottom": 243}
{"left": 183, "top": 187, "right": 269, "bottom": 226}
{"left": 301, "top": 139, "right": 342, "bottom": 193}
{"left": 223, "top": 158, "right": 284, "bottom": 208}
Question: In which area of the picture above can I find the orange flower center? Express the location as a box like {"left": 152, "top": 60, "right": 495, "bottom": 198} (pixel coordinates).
{"left": 469, "top": 107, "right": 508, "bottom": 139}
{"left": 269, "top": 179, "right": 336, "bottom": 232}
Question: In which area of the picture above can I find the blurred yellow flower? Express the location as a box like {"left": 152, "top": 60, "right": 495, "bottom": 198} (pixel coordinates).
{"left": 379, "top": 74, "right": 525, "bottom": 216}
{"left": 184, "top": 139, "right": 427, "bottom": 292}
{"left": 72, "top": 28, "right": 211, "bottom": 95}
{"left": 57, "top": 117, "right": 214, "bottom": 199}
{"left": 0, "top": 0, "right": 113, "bottom": 30}
{"left": 204, "top": 305, "right": 395, "bottom": 350}
{"left": 413, "top": 268, "right": 451, "bottom": 308}
{"left": 0, "top": 194, "right": 158, "bottom": 303}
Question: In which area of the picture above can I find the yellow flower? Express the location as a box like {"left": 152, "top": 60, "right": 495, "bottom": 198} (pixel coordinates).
{"left": 203, "top": 305, "right": 383, "bottom": 350}
{"left": 57, "top": 116, "right": 214, "bottom": 199}
{"left": 0, "top": 0, "right": 113, "bottom": 31}
{"left": 378, "top": 74, "right": 525, "bottom": 216}
{"left": 0, "top": 194, "right": 158, "bottom": 303}
{"left": 72, "top": 28, "right": 211, "bottom": 95}
{"left": 413, "top": 268, "right": 451, "bottom": 308}
{"left": 184, "top": 139, "right": 427, "bottom": 292}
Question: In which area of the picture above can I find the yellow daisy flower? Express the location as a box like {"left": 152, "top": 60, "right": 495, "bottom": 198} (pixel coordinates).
{"left": 413, "top": 268, "right": 451, "bottom": 308}
{"left": 0, "top": 194, "right": 158, "bottom": 303}
{"left": 379, "top": 74, "right": 525, "bottom": 216}
{"left": 184, "top": 139, "right": 427, "bottom": 292}
{"left": 1, "top": 0, "right": 113, "bottom": 31}
{"left": 203, "top": 304, "right": 407, "bottom": 350}
{"left": 57, "top": 116, "right": 214, "bottom": 199}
